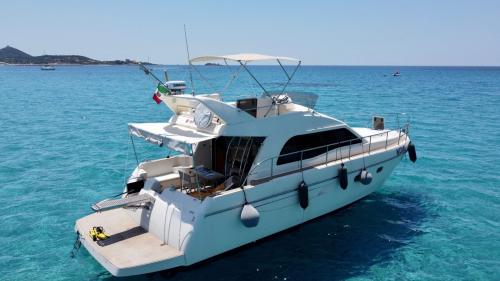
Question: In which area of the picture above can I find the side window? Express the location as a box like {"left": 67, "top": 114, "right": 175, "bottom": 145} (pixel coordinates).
{"left": 277, "top": 128, "right": 361, "bottom": 165}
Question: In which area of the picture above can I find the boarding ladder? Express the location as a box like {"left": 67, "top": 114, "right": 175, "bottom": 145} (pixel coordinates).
{"left": 225, "top": 137, "right": 254, "bottom": 181}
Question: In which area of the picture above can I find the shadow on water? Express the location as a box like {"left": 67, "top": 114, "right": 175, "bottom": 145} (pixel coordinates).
{"left": 95, "top": 191, "right": 429, "bottom": 281}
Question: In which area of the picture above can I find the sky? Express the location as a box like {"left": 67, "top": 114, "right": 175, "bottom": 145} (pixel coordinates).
{"left": 1, "top": 0, "right": 499, "bottom": 66}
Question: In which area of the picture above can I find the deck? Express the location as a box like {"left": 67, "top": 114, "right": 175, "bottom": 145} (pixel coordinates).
{"left": 75, "top": 208, "right": 184, "bottom": 276}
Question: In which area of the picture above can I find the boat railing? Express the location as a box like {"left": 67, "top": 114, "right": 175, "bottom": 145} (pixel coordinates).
{"left": 337, "top": 112, "right": 410, "bottom": 130}
{"left": 242, "top": 122, "right": 410, "bottom": 186}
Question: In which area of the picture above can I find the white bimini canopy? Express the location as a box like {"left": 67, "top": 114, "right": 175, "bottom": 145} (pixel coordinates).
{"left": 190, "top": 53, "right": 300, "bottom": 63}
{"left": 128, "top": 123, "right": 217, "bottom": 155}
{"left": 189, "top": 52, "right": 302, "bottom": 99}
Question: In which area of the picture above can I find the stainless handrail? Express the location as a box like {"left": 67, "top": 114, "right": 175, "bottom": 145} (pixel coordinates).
{"left": 337, "top": 112, "right": 410, "bottom": 128}
{"left": 242, "top": 122, "right": 409, "bottom": 186}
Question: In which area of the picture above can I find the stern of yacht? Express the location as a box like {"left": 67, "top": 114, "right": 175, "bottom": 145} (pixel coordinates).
{"left": 75, "top": 208, "right": 185, "bottom": 277}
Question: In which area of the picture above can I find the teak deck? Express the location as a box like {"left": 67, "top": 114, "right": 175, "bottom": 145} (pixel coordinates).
{"left": 76, "top": 208, "right": 184, "bottom": 275}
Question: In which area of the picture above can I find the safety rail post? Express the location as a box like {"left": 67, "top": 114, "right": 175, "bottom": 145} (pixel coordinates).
{"left": 385, "top": 131, "right": 389, "bottom": 149}
{"left": 270, "top": 158, "right": 274, "bottom": 178}
{"left": 326, "top": 145, "right": 329, "bottom": 165}
{"left": 348, "top": 140, "right": 352, "bottom": 159}
{"left": 368, "top": 136, "right": 372, "bottom": 154}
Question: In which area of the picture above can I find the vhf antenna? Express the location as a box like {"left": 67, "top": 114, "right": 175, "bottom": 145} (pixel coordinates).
{"left": 184, "top": 24, "right": 195, "bottom": 96}
{"left": 138, "top": 62, "right": 165, "bottom": 86}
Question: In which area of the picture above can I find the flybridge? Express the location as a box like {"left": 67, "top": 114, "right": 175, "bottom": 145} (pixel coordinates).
{"left": 139, "top": 52, "right": 318, "bottom": 117}
{"left": 136, "top": 53, "right": 320, "bottom": 140}
{"left": 132, "top": 53, "right": 322, "bottom": 154}
{"left": 129, "top": 54, "right": 313, "bottom": 155}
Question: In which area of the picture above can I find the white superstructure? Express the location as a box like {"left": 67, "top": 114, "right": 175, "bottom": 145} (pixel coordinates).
{"left": 74, "top": 53, "right": 416, "bottom": 277}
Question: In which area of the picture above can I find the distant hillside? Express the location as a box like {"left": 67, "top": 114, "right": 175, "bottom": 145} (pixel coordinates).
{"left": 0, "top": 46, "right": 33, "bottom": 64}
{"left": 0, "top": 45, "right": 152, "bottom": 65}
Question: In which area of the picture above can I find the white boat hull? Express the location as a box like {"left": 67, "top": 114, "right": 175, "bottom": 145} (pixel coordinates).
{"left": 76, "top": 140, "right": 407, "bottom": 276}
{"left": 74, "top": 52, "right": 415, "bottom": 277}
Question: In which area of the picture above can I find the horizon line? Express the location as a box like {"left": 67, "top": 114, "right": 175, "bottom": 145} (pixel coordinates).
{"left": 2, "top": 63, "right": 500, "bottom": 68}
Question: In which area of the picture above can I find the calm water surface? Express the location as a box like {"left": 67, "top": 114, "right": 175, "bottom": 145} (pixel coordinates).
{"left": 0, "top": 65, "right": 499, "bottom": 280}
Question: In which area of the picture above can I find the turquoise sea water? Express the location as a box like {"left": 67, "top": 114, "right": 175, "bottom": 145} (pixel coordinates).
{"left": 0, "top": 65, "right": 499, "bottom": 280}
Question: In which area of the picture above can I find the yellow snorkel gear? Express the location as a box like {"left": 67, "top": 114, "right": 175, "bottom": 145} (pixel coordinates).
{"left": 89, "top": 226, "right": 109, "bottom": 241}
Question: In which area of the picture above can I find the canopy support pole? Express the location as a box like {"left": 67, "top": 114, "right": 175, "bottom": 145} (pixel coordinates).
{"left": 222, "top": 63, "right": 245, "bottom": 94}
{"left": 238, "top": 60, "right": 269, "bottom": 97}
{"left": 192, "top": 64, "right": 217, "bottom": 93}
{"left": 272, "top": 61, "right": 302, "bottom": 104}
{"left": 277, "top": 59, "right": 291, "bottom": 80}
{"left": 279, "top": 60, "right": 301, "bottom": 95}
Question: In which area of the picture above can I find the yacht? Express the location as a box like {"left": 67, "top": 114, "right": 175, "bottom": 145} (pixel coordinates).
{"left": 74, "top": 53, "right": 417, "bottom": 276}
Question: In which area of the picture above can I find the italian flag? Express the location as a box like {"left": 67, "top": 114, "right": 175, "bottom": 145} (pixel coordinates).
{"left": 152, "top": 83, "right": 170, "bottom": 104}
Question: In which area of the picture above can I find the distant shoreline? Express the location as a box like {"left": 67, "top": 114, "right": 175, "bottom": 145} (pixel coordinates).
{"left": 0, "top": 45, "right": 154, "bottom": 66}
{"left": 0, "top": 63, "right": 153, "bottom": 66}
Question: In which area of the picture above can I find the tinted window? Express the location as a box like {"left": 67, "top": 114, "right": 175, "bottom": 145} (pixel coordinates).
{"left": 236, "top": 98, "right": 257, "bottom": 117}
{"left": 277, "top": 128, "right": 361, "bottom": 165}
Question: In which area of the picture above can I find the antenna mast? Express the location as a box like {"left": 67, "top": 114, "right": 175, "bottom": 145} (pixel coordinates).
{"left": 184, "top": 24, "right": 195, "bottom": 95}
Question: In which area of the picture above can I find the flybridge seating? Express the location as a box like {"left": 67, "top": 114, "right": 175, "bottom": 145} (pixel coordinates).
{"left": 231, "top": 92, "right": 318, "bottom": 118}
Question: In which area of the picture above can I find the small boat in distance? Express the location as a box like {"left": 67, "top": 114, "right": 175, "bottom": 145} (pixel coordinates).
{"left": 393, "top": 71, "right": 400, "bottom": 77}
{"left": 41, "top": 65, "right": 55, "bottom": 70}
{"left": 74, "top": 53, "right": 417, "bottom": 276}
